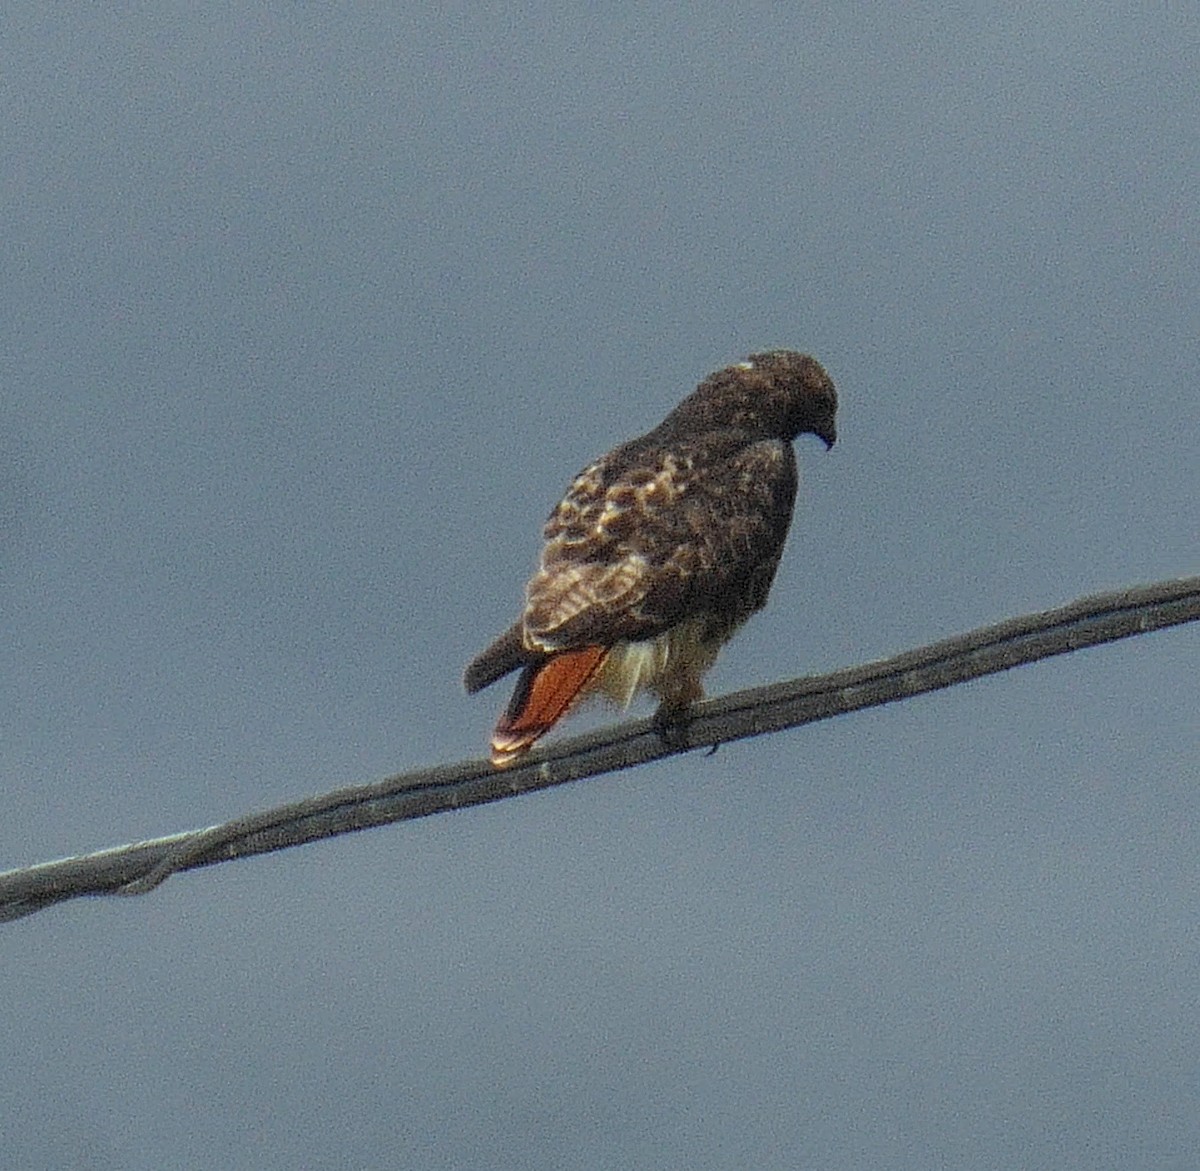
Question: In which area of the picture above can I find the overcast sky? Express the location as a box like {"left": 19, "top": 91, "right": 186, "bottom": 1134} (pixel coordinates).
{"left": 2, "top": 5, "right": 1198, "bottom": 1169}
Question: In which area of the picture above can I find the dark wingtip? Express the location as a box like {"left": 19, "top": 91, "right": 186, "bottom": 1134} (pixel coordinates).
{"left": 464, "top": 622, "right": 528, "bottom": 694}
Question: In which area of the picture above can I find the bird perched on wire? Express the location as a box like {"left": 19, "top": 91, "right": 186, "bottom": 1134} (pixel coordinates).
{"left": 464, "top": 349, "right": 838, "bottom": 767}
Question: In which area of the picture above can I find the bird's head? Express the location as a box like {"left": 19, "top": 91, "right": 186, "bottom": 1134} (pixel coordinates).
{"left": 740, "top": 350, "right": 837, "bottom": 449}
{"left": 664, "top": 350, "right": 837, "bottom": 447}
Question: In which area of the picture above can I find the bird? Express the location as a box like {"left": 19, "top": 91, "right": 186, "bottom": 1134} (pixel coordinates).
{"left": 464, "top": 349, "right": 837, "bottom": 767}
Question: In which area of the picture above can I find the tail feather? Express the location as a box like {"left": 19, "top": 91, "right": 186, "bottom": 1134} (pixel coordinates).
{"left": 490, "top": 646, "right": 609, "bottom": 767}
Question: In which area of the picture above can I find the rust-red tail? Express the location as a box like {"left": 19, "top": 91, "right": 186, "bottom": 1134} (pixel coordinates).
{"left": 490, "top": 646, "right": 609, "bottom": 767}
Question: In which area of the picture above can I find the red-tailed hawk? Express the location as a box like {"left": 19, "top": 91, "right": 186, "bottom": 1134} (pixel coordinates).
{"left": 465, "top": 349, "right": 837, "bottom": 767}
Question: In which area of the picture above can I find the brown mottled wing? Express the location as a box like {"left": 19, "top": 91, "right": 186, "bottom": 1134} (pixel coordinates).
{"left": 521, "top": 430, "right": 798, "bottom": 652}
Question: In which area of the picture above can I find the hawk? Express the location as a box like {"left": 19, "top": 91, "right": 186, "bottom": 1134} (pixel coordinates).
{"left": 464, "top": 349, "right": 837, "bottom": 767}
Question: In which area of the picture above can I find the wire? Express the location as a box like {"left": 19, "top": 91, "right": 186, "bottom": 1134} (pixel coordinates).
{"left": 1, "top": 576, "right": 1197, "bottom": 924}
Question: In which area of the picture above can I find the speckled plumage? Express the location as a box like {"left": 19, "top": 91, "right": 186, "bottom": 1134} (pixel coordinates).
{"left": 465, "top": 349, "right": 837, "bottom": 765}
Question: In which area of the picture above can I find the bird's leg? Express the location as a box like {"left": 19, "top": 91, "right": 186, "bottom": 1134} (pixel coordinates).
{"left": 652, "top": 675, "right": 706, "bottom": 753}
{"left": 652, "top": 701, "right": 693, "bottom": 752}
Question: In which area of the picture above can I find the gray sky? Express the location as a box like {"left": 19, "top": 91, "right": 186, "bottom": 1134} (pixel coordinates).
{"left": 3, "top": 4, "right": 1198, "bottom": 1169}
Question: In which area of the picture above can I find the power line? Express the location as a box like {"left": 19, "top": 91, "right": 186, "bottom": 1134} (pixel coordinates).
{"left": 2, "top": 576, "right": 1197, "bottom": 924}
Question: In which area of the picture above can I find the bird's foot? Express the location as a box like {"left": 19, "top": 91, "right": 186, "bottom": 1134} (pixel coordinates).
{"left": 652, "top": 702, "right": 718, "bottom": 755}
